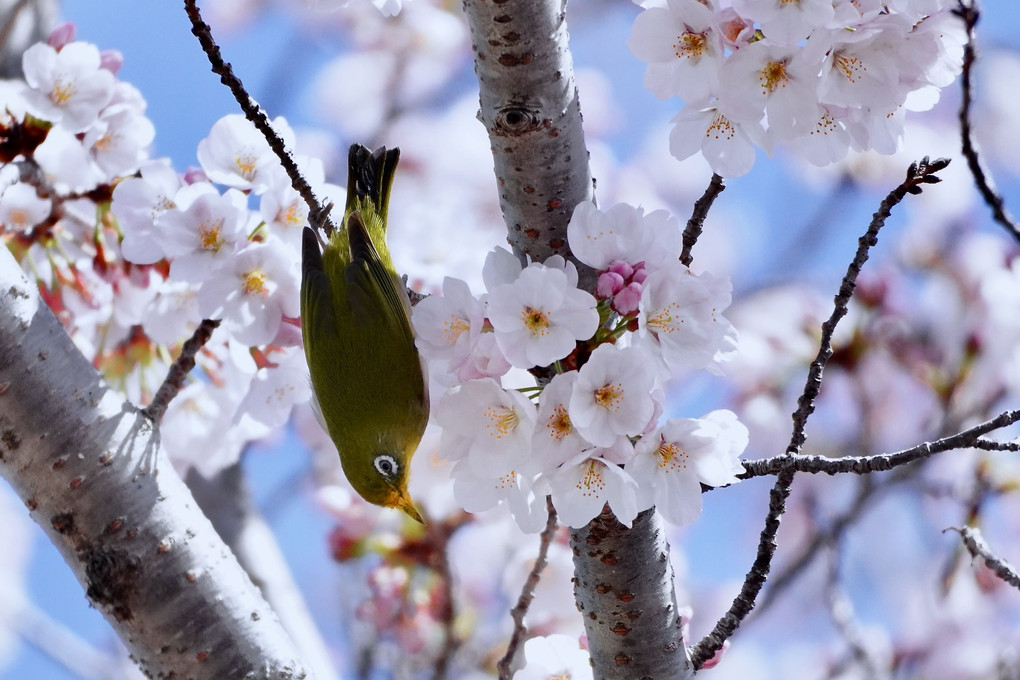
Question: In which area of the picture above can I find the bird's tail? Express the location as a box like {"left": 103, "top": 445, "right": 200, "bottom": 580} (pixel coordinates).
{"left": 345, "top": 144, "right": 400, "bottom": 228}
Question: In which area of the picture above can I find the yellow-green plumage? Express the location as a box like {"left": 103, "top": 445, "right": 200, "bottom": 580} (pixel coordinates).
{"left": 301, "top": 145, "right": 428, "bottom": 522}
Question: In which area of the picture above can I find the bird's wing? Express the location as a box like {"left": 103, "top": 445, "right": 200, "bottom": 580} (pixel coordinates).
{"left": 344, "top": 210, "right": 414, "bottom": 342}
{"left": 301, "top": 226, "right": 339, "bottom": 352}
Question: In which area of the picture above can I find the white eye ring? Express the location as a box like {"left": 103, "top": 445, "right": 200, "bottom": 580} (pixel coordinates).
{"left": 374, "top": 454, "right": 398, "bottom": 478}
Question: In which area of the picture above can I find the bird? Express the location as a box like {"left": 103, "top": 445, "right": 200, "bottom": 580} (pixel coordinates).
{"left": 301, "top": 144, "right": 429, "bottom": 523}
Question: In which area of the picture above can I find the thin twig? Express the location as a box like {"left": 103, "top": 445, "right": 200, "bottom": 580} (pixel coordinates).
{"left": 736, "top": 409, "right": 1020, "bottom": 480}
{"left": 680, "top": 173, "right": 725, "bottom": 267}
{"left": 143, "top": 318, "right": 220, "bottom": 423}
{"left": 497, "top": 497, "right": 558, "bottom": 680}
{"left": 969, "top": 439, "right": 1020, "bottom": 452}
{"left": 690, "top": 157, "right": 950, "bottom": 669}
{"left": 954, "top": 0, "right": 1020, "bottom": 244}
{"left": 946, "top": 526, "right": 1020, "bottom": 591}
{"left": 182, "top": 0, "right": 335, "bottom": 236}
{"left": 824, "top": 549, "right": 886, "bottom": 680}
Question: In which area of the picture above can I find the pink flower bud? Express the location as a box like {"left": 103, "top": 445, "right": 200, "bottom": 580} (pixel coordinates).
{"left": 631, "top": 263, "right": 648, "bottom": 285}
{"left": 183, "top": 166, "right": 209, "bottom": 184}
{"left": 597, "top": 271, "right": 625, "bottom": 298}
{"left": 99, "top": 49, "right": 124, "bottom": 74}
{"left": 613, "top": 282, "right": 643, "bottom": 315}
{"left": 47, "top": 23, "right": 76, "bottom": 50}
{"left": 607, "top": 258, "right": 634, "bottom": 280}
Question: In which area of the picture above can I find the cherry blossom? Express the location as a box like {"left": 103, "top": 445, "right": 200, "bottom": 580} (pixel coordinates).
{"left": 513, "top": 634, "right": 593, "bottom": 680}
{"left": 83, "top": 100, "right": 155, "bottom": 177}
{"left": 235, "top": 346, "right": 312, "bottom": 429}
{"left": 196, "top": 113, "right": 294, "bottom": 194}
{"left": 435, "top": 379, "right": 536, "bottom": 477}
{"left": 21, "top": 41, "right": 114, "bottom": 133}
{"left": 0, "top": 183, "right": 51, "bottom": 233}
{"left": 668, "top": 104, "right": 764, "bottom": 178}
{"left": 532, "top": 371, "right": 590, "bottom": 470}
{"left": 566, "top": 200, "right": 681, "bottom": 273}
{"left": 637, "top": 263, "right": 738, "bottom": 374}
{"left": 568, "top": 344, "right": 658, "bottom": 446}
{"left": 486, "top": 262, "right": 599, "bottom": 369}
{"left": 153, "top": 185, "right": 253, "bottom": 282}
{"left": 717, "top": 39, "right": 822, "bottom": 141}
{"left": 547, "top": 451, "right": 641, "bottom": 528}
{"left": 111, "top": 159, "right": 184, "bottom": 265}
{"left": 196, "top": 241, "right": 301, "bottom": 346}
{"left": 627, "top": 0, "right": 724, "bottom": 103}
{"left": 732, "top": 0, "right": 834, "bottom": 46}
{"left": 627, "top": 410, "right": 747, "bottom": 526}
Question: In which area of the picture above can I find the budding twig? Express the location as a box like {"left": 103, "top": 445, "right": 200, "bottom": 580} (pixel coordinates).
{"left": 680, "top": 173, "right": 725, "bottom": 267}
{"left": 690, "top": 157, "right": 950, "bottom": 669}
{"left": 954, "top": 0, "right": 1020, "bottom": 245}
{"left": 143, "top": 318, "right": 220, "bottom": 423}
{"left": 497, "top": 497, "right": 558, "bottom": 680}
{"left": 182, "top": 0, "right": 335, "bottom": 236}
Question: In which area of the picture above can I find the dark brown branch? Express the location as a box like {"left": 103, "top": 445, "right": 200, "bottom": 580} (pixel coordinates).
{"left": 497, "top": 497, "right": 558, "bottom": 680}
{"left": 690, "top": 157, "right": 950, "bottom": 669}
{"left": 689, "top": 469, "right": 794, "bottom": 669}
{"left": 969, "top": 439, "right": 1020, "bottom": 452}
{"left": 788, "top": 156, "right": 949, "bottom": 455}
{"left": 736, "top": 409, "right": 1020, "bottom": 480}
{"left": 143, "top": 318, "right": 220, "bottom": 423}
{"left": 680, "top": 173, "right": 725, "bottom": 267}
{"left": 182, "top": 0, "right": 335, "bottom": 236}
{"left": 954, "top": 0, "right": 1020, "bottom": 244}
{"left": 946, "top": 526, "right": 1020, "bottom": 590}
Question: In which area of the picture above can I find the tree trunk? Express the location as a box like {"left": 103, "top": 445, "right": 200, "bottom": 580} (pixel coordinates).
{"left": 461, "top": 1, "right": 691, "bottom": 676}
{"left": 0, "top": 246, "right": 312, "bottom": 679}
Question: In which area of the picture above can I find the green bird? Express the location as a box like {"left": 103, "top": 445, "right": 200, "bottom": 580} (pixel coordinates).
{"left": 301, "top": 144, "right": 429, "bottom": 523}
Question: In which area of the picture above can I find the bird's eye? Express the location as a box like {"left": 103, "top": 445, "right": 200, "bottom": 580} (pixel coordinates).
{"left": 374, "top": 454, "right": 398, "bottom": 478}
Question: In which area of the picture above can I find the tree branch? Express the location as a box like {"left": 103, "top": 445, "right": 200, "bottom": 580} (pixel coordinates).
{"left": 691, "top": 157, "right": 950, "bottom": 669}
{"left": 823, "top": 552, "right": 885, "bottom": 679}
{"left": 0, "top": 0, "right": 56, "bottom": 79}
{"left": 954, "top": 0, "right": 1020, "bottom": 244}
{"left": 461, "top": 1, "right": 691, "bottom": 677}
{"left": 946, "top": 525, "right": 1020, "bottom": 591}
{"left": 187, "top": 464, "right": 339, "bottom": 680}
{"left": 736, "top": 409, "right": 1020, "bottom": 479}
{"left": 183, "top": 0, "right": 335, "bottom": 237}
{"left": 680, "top": 173, "right": 725, "bottom": 267}
{"left": 462, "top": 0, "right": 595, "bottom": 285}
{"left": 0, "top": 248, "right": 310, "bottom": 679}
{"left": 569, "top": 507, "right": 692, "bottom": 678}
{"left": 498, "top": 497, "right": 558, "bottom": 680}
{"left": 143, "top": 318, "right": 220, "bottom": 424}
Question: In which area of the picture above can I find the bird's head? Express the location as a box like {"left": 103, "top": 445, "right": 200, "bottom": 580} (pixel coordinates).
{"left": 342, "top": 445, "right": 424, "bottom": 524}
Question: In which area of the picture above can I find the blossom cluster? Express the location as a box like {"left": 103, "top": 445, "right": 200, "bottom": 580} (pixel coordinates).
{"left": 1, "top": 30, "right": 317, "bottom": 475}
{"left": 413, "top": 200, "right": 748, "bottom": 531}
{"left": 628, "top": 0, "right": 965, "bottom": 176}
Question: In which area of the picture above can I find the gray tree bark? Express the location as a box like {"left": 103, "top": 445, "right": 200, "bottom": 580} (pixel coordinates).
{"left": 461, "top": 0, "right": 693, "bottom": 677}
{"left": 462, "top": 0, "right": 595, "bottom": 287}
{"left": 0, "top": 246, "right": 312, "bottom": 679}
